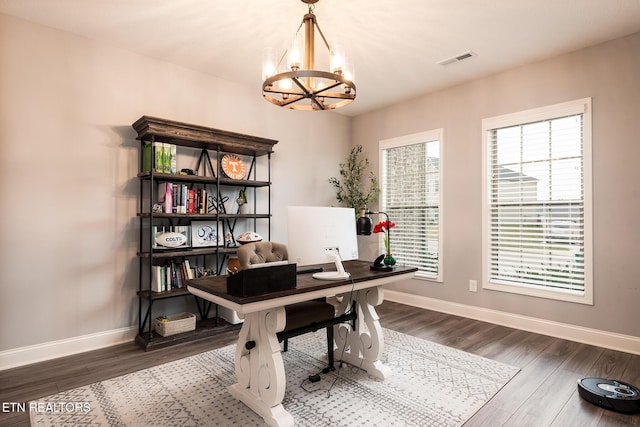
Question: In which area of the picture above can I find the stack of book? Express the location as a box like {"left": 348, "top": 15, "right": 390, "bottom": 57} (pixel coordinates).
{"left": 143, "top": 142, "right": 177, "bottom": 173}
{"left": 157, "top": 183, "right": 209, "bottom": 214}
{"left": 151, "top": 259, "right": 209, "bottom": 292}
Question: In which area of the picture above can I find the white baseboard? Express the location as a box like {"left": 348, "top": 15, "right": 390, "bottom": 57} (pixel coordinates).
{"left": 384, "top": 290, "right": 640, "bottom": 356}
{"left": 0, "top": 325, "right": 137, "bottom": 371}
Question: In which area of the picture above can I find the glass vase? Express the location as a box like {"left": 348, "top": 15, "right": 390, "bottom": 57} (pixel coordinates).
{"left": 383, "top": 254, "right": 396, "bottom": 266}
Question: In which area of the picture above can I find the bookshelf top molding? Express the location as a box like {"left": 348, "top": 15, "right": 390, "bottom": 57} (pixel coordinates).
{"left": 132, "top": 116, "right": 278, "bottom": 156}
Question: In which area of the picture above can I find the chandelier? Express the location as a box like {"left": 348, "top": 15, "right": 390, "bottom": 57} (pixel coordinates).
{"left": 261, "top": 0, "right": 356, "bottom": 111}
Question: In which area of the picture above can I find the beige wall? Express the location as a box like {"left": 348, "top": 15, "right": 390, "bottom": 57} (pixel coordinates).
{"left": 352, "top": 32, "right": 640, "bottom": 338}
{"left": 1, "top": 11, "right": 638, "bottom": 359}
{"left": 0, "top": 14, "right": 350, "bottom": 353}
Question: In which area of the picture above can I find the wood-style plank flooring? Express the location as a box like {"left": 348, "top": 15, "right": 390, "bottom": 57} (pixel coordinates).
{"left": 1, "top": 301, "right": 638, "bottom": 426}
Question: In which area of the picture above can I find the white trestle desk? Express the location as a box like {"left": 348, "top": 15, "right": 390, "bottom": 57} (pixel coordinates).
{"left": 188, "top": 260, "right": 417, "bottom": 427}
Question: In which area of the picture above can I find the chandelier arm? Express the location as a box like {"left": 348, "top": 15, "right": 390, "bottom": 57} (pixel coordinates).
{"left": 276, "top": 49, "right": 288, "bottom": 71}
{"left": 313, "top": 20, "right": 332, "bottom": 52}
{"left": 264, "top": 85, "right": 354, "bottom": 101}
{"left": 263, "top": 72, "right": 355, "bottom": 102}
{"left": 295, "top": 18, "right": 305, "bottom": 37}
{"left": 290, "top": 78, "right": 327, "bottom": 110}
{"left": 290, "top": 76, "right": 312, "bottom": 96}
{"left": 281, "top": 95, "right": 306, "bottom": 107}
{"left": 309, "top": 94, "right": 327, "bottom": 110}
{"left": 311, "top": 91, "right": 355, "bottom": 100}
{"left": 261, "top": 92, "right": 307, "bottom": 108}
{"left": 263, "top": 92, "right": 352, "bottom": 110}
{"left": 279, "top": 93, "right": 324, "bottom": 110}
{"left": 263, "top": 86, "right": 304, "bottom": 95}
{"left": 312, "top": 80, "right": 342, "bottom": 94}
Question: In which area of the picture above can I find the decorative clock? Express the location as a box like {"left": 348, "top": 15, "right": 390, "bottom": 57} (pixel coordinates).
{"left": 221, "top": 154, "right": 246, "bottom": 180}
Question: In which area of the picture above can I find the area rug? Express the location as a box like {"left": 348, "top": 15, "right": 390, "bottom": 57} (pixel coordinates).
{"left": 30, "top": 328, "right": 519, "bottom": 426}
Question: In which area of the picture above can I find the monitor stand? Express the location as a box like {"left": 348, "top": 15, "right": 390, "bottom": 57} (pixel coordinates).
{"left": 312, "top": 252, "right": 350, "bottom": 280}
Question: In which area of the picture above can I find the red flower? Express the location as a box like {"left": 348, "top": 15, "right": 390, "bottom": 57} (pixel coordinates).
{"left": 373, "top": 220, "right": 396, "bottom": 233}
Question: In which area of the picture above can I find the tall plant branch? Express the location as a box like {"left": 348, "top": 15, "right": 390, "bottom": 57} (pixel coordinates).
{"left": 329, "top": 145, "right": 380, "bottom": 212}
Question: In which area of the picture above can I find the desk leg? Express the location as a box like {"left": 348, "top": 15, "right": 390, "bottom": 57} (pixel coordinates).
{"left": 334, "top": 286, "right": 391, "bottom": 380}
{"left": 229, "top": 307, "right": 294, "bottom": 427}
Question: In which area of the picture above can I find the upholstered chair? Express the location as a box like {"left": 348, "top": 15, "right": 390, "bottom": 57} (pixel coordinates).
{"left": 236, "top": 241, "right": 336, "bottom": 370}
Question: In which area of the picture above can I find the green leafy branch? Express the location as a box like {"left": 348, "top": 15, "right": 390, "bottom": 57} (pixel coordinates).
{"left": 328, "top": 145, "right": 380, "bottom": 212}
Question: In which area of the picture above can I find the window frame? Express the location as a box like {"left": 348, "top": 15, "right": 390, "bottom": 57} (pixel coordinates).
{"left": 379, "top": 129, "right": 444, "bottom": 282}
{"left": 481, "top": 98, "right": 593, "bottom": 304}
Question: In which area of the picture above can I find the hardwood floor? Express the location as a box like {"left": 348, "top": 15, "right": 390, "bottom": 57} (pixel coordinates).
{"left": 1, "top": 301, "right": 638, "bottom": 426}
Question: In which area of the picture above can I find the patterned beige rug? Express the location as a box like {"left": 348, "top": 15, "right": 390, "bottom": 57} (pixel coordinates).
{"left": 30, "top": 328, "right": 519, "bottom": 426}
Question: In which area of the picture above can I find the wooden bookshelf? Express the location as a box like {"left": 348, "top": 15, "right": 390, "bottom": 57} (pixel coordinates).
{"left": 132, "top": 116, "right": 277, "bottom": 350}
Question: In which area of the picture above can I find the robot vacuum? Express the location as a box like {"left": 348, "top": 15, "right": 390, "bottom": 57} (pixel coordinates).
{"left": 577, "top": 377, "right": 640, "bottom": 414}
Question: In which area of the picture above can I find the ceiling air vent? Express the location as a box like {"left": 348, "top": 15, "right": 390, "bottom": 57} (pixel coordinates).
{"left": 438, "top": 51, "right": 476, "bottom": 66}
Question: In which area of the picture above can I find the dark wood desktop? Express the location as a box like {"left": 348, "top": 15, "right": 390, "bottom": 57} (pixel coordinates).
{"left": 188, "top": 260, "right": 417, "bottom": 305}
{"left": 187, "top": 260, "right": 417, "bottom": 427}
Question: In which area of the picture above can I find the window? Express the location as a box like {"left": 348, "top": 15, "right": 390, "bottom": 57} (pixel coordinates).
{"left": 482, "top": 98, "right": 592, "bottom": 304}
{"left": 380, "top": 130, "right": 443, "bottom": 281}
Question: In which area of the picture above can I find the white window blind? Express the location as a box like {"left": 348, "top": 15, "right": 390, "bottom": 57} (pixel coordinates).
{"left": 482, "top": 98, "right": 592, "bottom": 304}
{"left": 380, "top": 130, "right": 442, "bottom": 280}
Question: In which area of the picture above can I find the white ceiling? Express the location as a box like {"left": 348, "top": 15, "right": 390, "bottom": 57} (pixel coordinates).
{"left": 2, "top": 0, "right": 640, "bottom": 116}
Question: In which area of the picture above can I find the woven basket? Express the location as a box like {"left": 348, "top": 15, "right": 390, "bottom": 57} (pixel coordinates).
{"left": 154, "top": 312, "right": 196, "bottom": 337}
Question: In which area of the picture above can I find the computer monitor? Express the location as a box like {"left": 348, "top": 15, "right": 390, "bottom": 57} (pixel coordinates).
{"left": 287, "top": 206, "right": 359, "bottom": 280}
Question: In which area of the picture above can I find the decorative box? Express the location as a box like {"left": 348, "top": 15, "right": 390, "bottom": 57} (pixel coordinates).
{"left": 227, "top": 263, "right": 297, "bottom": 297}
{"left": 154, "top": 312, "right": 196, "bottom": 337}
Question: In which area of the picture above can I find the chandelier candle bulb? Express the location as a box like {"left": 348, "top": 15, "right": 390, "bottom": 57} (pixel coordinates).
{"left": 288, "top": 35, "right": 303, "bottom": 70}
{"left": 277, "top": 61, "right": 293, "bottom": 94}
{"left": 330, "top": 43, "right": 346, "bottom": 74}
{"left": 262, "top": 48, "right": 276, "bottom": 81}
{"left": 343, "top": 59, "right": 354, "bottom": 93}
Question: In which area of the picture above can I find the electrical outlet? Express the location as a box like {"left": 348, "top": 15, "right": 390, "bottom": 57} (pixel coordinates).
{"left": 469, "top": 280, "right": 477, "bottom": 292}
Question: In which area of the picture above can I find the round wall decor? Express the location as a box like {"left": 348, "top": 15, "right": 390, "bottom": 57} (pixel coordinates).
{"left": 221, "top": 154, "right": 246, "bottom": 180}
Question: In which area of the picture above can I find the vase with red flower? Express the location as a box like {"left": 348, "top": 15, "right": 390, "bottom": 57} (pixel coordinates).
{"left": 373, "top": 220, "right": 396, "bottom": 267}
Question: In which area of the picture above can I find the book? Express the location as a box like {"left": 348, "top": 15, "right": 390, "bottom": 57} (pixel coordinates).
{"left": 163, "top": 143, "right": 171, "bottom": 173}
{"left": 199, "top": 189, "right": 207, "bottom": 214}
{"left": 164, "top": 266, "right": 170, "bottom": 291}
{"left": 183, "top": 185, "right": 188, "bottom": 214}
{"left": 170, "top": 144, "right": 177, "bottom": 174}
{"left": 151, "top": 266, "right": 163, "bottom": 292}
{"left": 143, "top": 142, "right": 152, "bottom": 172}
{"left": 181, "top": 259, "right": 194, "bottom": 281}
{"left": 157, "top": 183, "right": 172, "bottom": 213}
{"left": 157, "top": 184, "right": 165, "bottom": 203}
{"left": 188, "top": 189, "right": 195, "bottom": 214}
{"left": 184, "top": 259, "right": 194, "bottom": 280}
{"left": 154, "top": 141, "right": 163, "bottom": 173}
{"left": 172, "top": 183, "right": 179, "bottom": 213}
{"left": 173, "top": 184, "right": 185, "bottom": 214}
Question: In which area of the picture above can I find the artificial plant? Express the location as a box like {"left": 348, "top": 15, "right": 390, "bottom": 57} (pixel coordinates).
{"left": 328, "top": 145, "right": 380, "bottom": 212}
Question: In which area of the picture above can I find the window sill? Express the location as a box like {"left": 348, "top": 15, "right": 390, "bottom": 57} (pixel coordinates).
{"left": 483, "top": 280, "right": 593, "bottom": 305}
